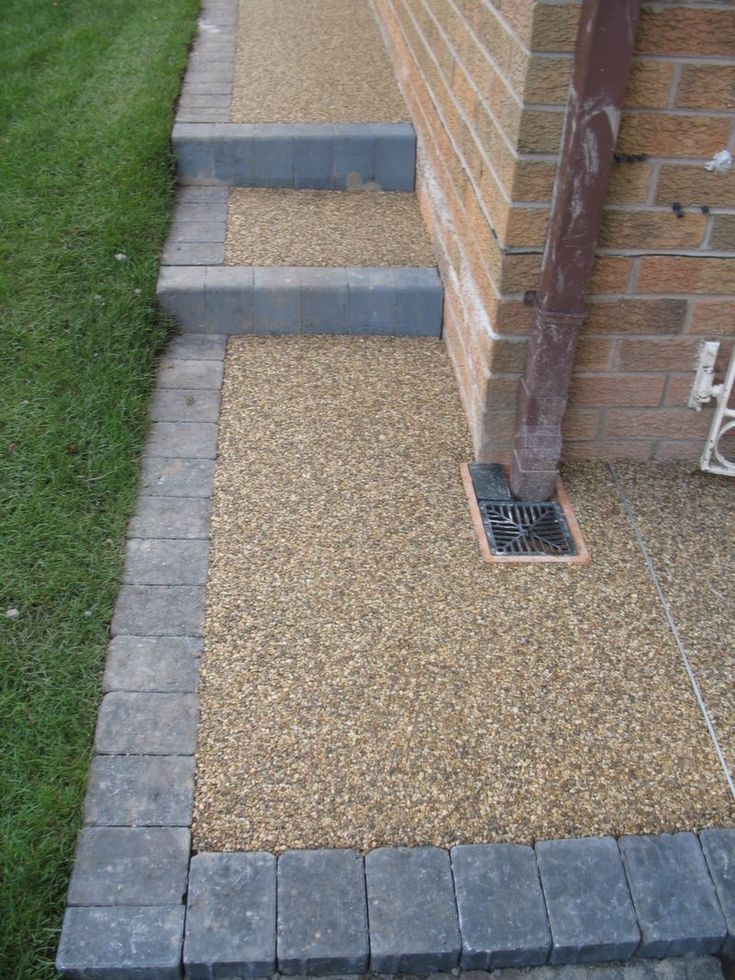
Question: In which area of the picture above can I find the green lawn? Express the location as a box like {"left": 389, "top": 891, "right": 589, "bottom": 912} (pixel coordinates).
{"left": 0, "top": 0, "right": 198, "bottom": 974}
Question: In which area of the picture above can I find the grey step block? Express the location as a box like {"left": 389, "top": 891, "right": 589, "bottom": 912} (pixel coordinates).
{"left": 535, "top": 836, "right": 640, "bottom": 964}
{"left": 83, "top": 755, "right": 195, "bottom": 827}
{"left": 184, "top": 852, "right": 277, "bottom": 979}
{"left": 451, "top": 843, "right": 551, "bottom": 969}
{"left": 365, "top": 845, "right": 461, "bottom": 974}
{"left": 173, "top": 122, "right": 416, "bottom": 191}
{"left": 67, "top": 827, "right": 190, "bottom": 906}
{"left": 277, "top": 849, "right": 369, "bottom": 975}
{"left": 57, "top": 905, "right": 185, "bottom": 979}
{"left": 157, "top": 265, "right": 443, "bottom": 336}
{"left": 700, "top": 829, "right": 735, "bottom": 954}
{"left": 619, "top": 833, "right": 727, "bottom": 958}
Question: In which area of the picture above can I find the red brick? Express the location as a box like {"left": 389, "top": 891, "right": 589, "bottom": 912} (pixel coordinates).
{"left": 590, "top": 257, "right": 633, "bottom": 294}
{"left": 676, "top": 65, "right": 735, "bottom": 111}
{"left": 603, "top": 408, "right": 712, "bottom": 440}
{"left": 637, "top": 257, "right": 735, "bottom": 295}
{"left": 599, "top": 209, "right": 707, "bottom": 250}
{"left": 585, "top": 299, "right": 688, "bottom": 336}
{"left": 625, "top": 60, "right": 676, "bottom": 109}
{"left": 530, "top": 3, "right": 582, "bottom": 53}
{"left": 636, "top": 8, "right": 735, "bottom": 57}
{"left": 569, "top": 374, "right": 666, "bottom": 408}
{"left": 616, "top": 113, "right": 731, "bottom": 158}
{"left": 655, "top": 165, "right": 735, "bottom": 209}
{"left": 617, "top": 338, "right": 703, "bottom": 373}
{"left": 562, "top": 440, "right": 653, "bottom": 461}
{"left": 690, "top": 301, "right": 735, "bottom": 337}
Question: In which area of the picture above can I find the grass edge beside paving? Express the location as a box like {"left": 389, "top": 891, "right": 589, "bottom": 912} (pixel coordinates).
{"left": 0, "top": 1, "right": 199, "bottom": 975}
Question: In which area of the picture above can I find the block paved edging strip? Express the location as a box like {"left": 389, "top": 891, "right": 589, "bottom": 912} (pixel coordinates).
{"left": 157, "top": 265, "right": 443, "bottom": 336}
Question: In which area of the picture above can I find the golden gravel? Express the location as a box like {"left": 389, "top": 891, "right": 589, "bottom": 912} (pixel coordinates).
{"left": 193, "top": 337, "right": 734, "bottom": 853}
{"left": 225, "top": 189, "right": 435, "bottom": 268}
{"left": 231, "top": 0, "right": 409, "bottom": 124}
{"left": 614, "top": 462, "right": 735, "bottom": 776}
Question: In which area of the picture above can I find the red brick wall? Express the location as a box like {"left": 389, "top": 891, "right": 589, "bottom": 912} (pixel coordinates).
{"left": 372, "top": 0, "right": 735, "bottom": 462}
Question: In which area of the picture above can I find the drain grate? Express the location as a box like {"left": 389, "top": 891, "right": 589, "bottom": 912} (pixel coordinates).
{"left": 479, "top": 499, "right": 576, "bottom": 557}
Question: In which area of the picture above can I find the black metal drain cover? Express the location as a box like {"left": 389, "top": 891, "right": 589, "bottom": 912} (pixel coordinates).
{"left": 479, "top": 500, "right": 576, "bottom": 557}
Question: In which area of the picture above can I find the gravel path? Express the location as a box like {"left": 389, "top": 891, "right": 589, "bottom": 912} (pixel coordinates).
{"left": 193, "top": 337, "right": 734, "bottom": 852}
{"left": 225, "top": 189, "right": 435, "bottom": 267}
{"left": 230, "top": 0, "right": 409, "bottom": 123}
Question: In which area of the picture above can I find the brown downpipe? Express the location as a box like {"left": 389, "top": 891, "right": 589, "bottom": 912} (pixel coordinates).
{"left": 509, "top": 0, "right": 643, "bottom": 501}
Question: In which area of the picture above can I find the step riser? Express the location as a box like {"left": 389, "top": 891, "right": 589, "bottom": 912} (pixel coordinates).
{"left": 174, "top": 123, "right": 416, "bottom": 191}
{"left": 157, "top": 267, "right": 442, "bottom": 336}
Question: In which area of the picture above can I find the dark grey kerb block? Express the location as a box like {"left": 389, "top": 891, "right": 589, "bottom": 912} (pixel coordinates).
{"left": 375, "top": 124, "right": 417, "bottom": 192}
{"left": 166, "top": 332, "right": 227, "bottom": 359}
{"left": 67, "top": 827, "right": 190, "bottom": 906}
{"left": 292, "top": 125, "right": 336, "bottom": 190}
{"left": 184, "top": 852, "right": 277, "bottom": 980}
{"left": 57, "top": 905, "right": 185, "bottom": 980}
{"left": 158, "top": 266, "right": 207, "bottom": 328}
{"left": 277, "top": 849, "right": 369, "bottom": 975}
{"left": 140, "top": 458, "right": 216, "bottom": 498}
{"left": 366, "top": 846, "right": 461, "bottom": 974}
{"left": 300, "top": 268, "right": 349, "bottom": 333}
{"left": 700, "top": 829, "right": 735, "bottom": 954}
{"left": 111, "top": 585, "right": 206, "bottom": 637}
{"left": 128, "top": 496, "right": 212, "bottom": 539}
{"left": 158, "top": 354, "right": 224, "bottom": 389}
{"left": 536, "top": 836, "right": 640, "bottom": 964}
{"left": 146, "top": 422, "right": 218, "bottom": 459}
{"left": 122, "top": 538, "right": 210, "bottom": 588}
{"left": 95, "top": 692, "right": 199, "bottom": 755}
{"left": 451, "top": 843, "right": 550, "bottom": 969}
{"left": 392, "top": 267, "right": 443, "bottom": 336}
{"left": 149, "top": 387, "right": 221, "bottom": 423}
{"left": 619, "top": 833, "right": 727, "bottom": 958}
{"left": 253, "top": 267, "right": 301, "bottom": 333}
{"left": 205, "top": 266, "right": 255, "bottom": 334}
{"left": 84, "top": 754, "right": 195, "bottom": 827}
{"left": 103, "top": 635, "right": 202, "bottom": 692}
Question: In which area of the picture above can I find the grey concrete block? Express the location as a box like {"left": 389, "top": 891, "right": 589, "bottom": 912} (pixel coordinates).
{"left": 173, "top": 202, "right": 227, "bottom": 224}
{"left": 145, "top": 421, "right": 218, "bottom": 459}
{"left": 168, "top": 220, "right": 227, "bottom": 244}
{"left": 103, "top": 635, "right": 202, "bottom": 692}
{"left": 700, "top": 829, "right": 735, "bottom": 954}
{"left": 84, "top": 755, "right": 195, "bottom": 827}
{"left": 67, "top": 827, "right": 190, "bottom": 906}
{"left": 205, "top": 265, "right": 254, "bottom": 333}
{"left": 163, "top": 242, "right": 226, "bottom": 266}
{"left": 57, "top": 905, "right": 185, "bottom": 979}
{"left": 300, "top": 268, "right": 349, "bottom": 333}
{"left": 620, "top": 833, "right": 727, "bottom": 958}
{"left": 173, "top": 123, "right": 215, "bottom": 182}
{"left": 184, "top": 852, "right": 277, "bottom": 979}
{"left": 149, "top": 387, "right": 221, "bottom": 423}
{"left": 158, "top": 356, "right": 224, "bottom": 389}
{"left": 484, "top": 956, "right": 725, "bottom": 979}
{"left": 253, "top": 267, "right": 301, "bottom": 333}
{"left": 278, "top": 849, "right": 368, "bottom": 975}
{"left": 333, "top": 125, "right": 376, "bottom": 188}
{"left": 536, "top": 837, "right": 640, "bottom": 964}
{"left": 181, "top": 82, "right": 233, "bottom": 97}
{"left": 128, "top": 496, "right": 212, "bottom": 539}
{"left": 393, "top": 268, "right": 443, "bottom": 337}
{"left": 111, "top": 585, "right": 206, "bottom": 637}
{"left": 375, "top": 124, "right": 416, "bottom": 192}
{"left": 140, "top": 458, "right": 216, "bottom": 498}
{"left": 158, "top": 266, "right": 207, "bottom": 326}
{"left": 451, "top": 843, "right": 550, "bottom": 969}
{"left": 293, "top": 126, "right": 335, "bottom": 190}
{"left": 95, "top": 692, "right": 199, "bottom": 755}
{"left": 177, "top": 109, "right": 230, "bottom": 124}
{"left": 122, "top": 537, "right": 210, "bottom": 588}
{"left": 178, "top": 95, "right": 231, "bottom": 112}
{"left": 347, "top": 268, "right": 395, "bottom": 334}
{"left": 366, "top": 846, "right": 460, "bottom": 974}
{"left": 213, "top": 127, "right": 257, "bottom": 185}
{"left": 166, "top": 333, "right": 227, "bottom": 360}
{"left": 254, "top": 126, "right": 294, "bottom": 188}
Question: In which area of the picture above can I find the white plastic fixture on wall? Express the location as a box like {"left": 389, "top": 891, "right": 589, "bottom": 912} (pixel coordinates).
{"left": 689, "top": 340, "right": 735, "bottom": 477}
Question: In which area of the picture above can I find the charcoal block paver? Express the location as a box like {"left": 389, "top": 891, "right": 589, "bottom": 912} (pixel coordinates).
{"left": 366, "top": 846, "right": 461, "bottom": 974}
{"left": 103, "top": 635, "right": 202, "bottom": 692}
{"left": 158, "top": 356, "right": 224, "bottom": 389}
{"left": 122, "top": 538, "right": 210, "bottom": 588}
{"left": 451, "top": 843, "right": 551, "bottom": 969}
{"left": 700, "top": 829, "right": 735, "bottom": 954}
{"left": 150, "top": 388, "right": 221, "bottom": 423}
{"left": 67, "top": 827, "right": 190, "bottom": 906}
{"left": 300, "top": 268, "right": 349, "bottom": 334}
{"left": 57, "top": 905, "right": 185, "bottom": 980}
{"left": 163, "top": 242, "right": 226, "bottom": 265}
{"left": 184, "top": 852, "right": 277, "bottom": 979}
{"left": 111, "top": 585, "right": 206, "bottom": 636}
{"left": 140, "top": 458, "right": 215, "bottom": 498}
{"left": 483, "top": 956, "right": 725, "bottom": 979}
{"left": 166, "top": 334, "right": 227, "bottom": 360}
{"left": 619, "top": 833, "right": 727, "bottom": 957}
{"left": 347, "top": 268, "right": 395, "bottom": 334}
{"left": 277, "top": 849, "right": 368, "bottom": 975}
{"left": 536, "top": 837, "right": 640, "bottom": 964}
{"left": 83, "top": 755, "right": 195, "bottom": 827}
{"left": 205, "top": 265, "right": 255, "bottom": 334}
{"left": 128, "top": 497, "right": 212, "bottom": 539}
{"left": 146, "top": 422, "right": 218, "bottom": 459}
{"left": 95, "top": 692, "right": 199, "bottom": 755}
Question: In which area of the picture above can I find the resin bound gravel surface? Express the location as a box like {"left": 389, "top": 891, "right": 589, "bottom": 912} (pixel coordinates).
{"left": 194, "top": 337, "right": 734, "bottom": 852}
{"left": 225, "top": 189, "right": 435, "bottom": 268}
{"left": 230, "top": 0, "right": 409, "bottom": 124}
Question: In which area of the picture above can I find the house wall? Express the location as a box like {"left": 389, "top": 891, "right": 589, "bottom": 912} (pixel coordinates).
{"left": 372, "top": 0, "right": 735, "bottom": 462}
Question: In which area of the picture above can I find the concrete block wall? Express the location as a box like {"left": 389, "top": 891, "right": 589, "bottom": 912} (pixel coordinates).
{"left": 372, "top": 0, "right": 735, "bottom": 463}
